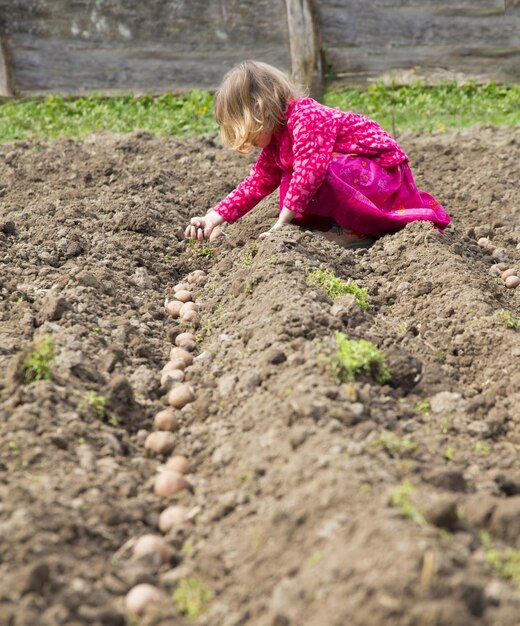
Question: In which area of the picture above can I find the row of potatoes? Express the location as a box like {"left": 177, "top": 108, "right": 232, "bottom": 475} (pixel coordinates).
{"left": 124, "top": 269, "right": 207, "bottom": 616}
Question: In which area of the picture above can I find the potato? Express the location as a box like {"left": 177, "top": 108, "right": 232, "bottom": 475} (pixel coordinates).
{"left": 181, "top": 310, "right": 199, "bottom": 325}
{"left": 162, "top": 359, "right": 186, "bottom": 372}
{"left": 501, "top": 268, "right": 517, "bottom": 282}
{"left": 175, "top": 332, "right": 196, "bottom": 347}
{"left": 168, "top": 384, "right": 195, "bottom": 409}
{"left": 174, "top": 282, "right": 191, "bottom": 293}
{"left": 125, "top": 583, "right": 164, "bottom": 616}
{"left": 174, "top": 290, "right": 193, "bottom": 303}
{"left": 489, "top": 263, "right": 508, "bottom": 275}
{"left": 180, "top": 301, "right": 199, "bottom": 316}
{"left": 133, "top": 534, "right": 170, "bottom": 564}
{"left": 165, "top": 300, "right": 183, "bottom": 318}
{"left": 169, "top": 347, "right": 194, "bottom": 366}
{"left": 505, "top": 275, "right": 520, "bottom": 289}
{"left": 187, "top": 270, "right": 206, "bottom": 284}
{"left": 160, "top": 369, "right": 185, "bottom": 386}
{"left": 158, "top": 505, "right": 190, "bottom": 533}
{"left": 165, "top": 455, "right": 191, "bottom": 475}
{"left": 154, "top": 469, "right": 189, "bottom": 497}
{"left": 145, "top": 431, "right": 176, "bottom": 455}
{"left": 154, "top": 408, "right": 178, "bottom": 432}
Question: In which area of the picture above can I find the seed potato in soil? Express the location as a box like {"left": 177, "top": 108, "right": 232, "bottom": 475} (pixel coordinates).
{"left": 0, "top": 126, "right": 519, "bottom": 625}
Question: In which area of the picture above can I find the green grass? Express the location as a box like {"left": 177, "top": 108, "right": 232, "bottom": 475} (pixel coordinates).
{"left": 20, "top": 336, "right": 55, "bottom": 383}
{"left": 501, "top": 310, "right": 519, "bottom": 331}
{"left": 307, "top": 268, "right": 369, "bottom": 310}
{"left": 389, "top": 481, "right": 426, "bottom": 525}
{"left": 324, "top": 81, "right": 520, "bottom": 133}
{"left": 173, "top": 576, "right": 214, "bottom": 618}
{"left": 486, "top": 548, "right": 520, "bottom": 588}
{"left": 372, "top": 431, "right": 417, "bottom": 458}
{"left": 0, "top": 90, "right": 216, "bottom": 142}
{"left": 0, "top": 81, "right": 518, "bottom": 142}
{"left": 335, "top": 331, "right": 391, "bottom": 384}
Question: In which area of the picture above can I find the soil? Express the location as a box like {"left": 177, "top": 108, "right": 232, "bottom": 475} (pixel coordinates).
{"left": 0, "top": 125, "right": 519, "bottom": 626}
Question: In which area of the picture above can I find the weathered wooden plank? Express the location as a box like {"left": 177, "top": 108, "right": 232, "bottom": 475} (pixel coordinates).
{"left": 285, "top": 0, "right": 323, "bottom": 96}
{"left": 7, "top": 37, "right": 291, "bottom": 94}
{"left": 0, "top": 0, "right": 292, "bottom": 95}
{"left": 0, "top": 37, "right": 14, "bottom": 96}
{"left": 327, "top": 45, "right": 520, "bottom": 84}
{"left": 373, "top": 0, "right": 506, "bottom": 15}
{"left": 319, "top": 4, "right": 519, "bottom": 48}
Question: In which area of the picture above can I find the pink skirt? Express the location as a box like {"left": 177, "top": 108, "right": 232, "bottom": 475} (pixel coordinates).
{"left": 280, "top": 154, "right": 451, "bottom": 237}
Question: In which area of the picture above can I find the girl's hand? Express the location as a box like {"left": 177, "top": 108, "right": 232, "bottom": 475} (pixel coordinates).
{"left": 258, "top": 219, "right": 285, "bottom": 240}
{"left": 259, "top": 208, "right": 296, "bottom": 240}
{"left": 185, "top": 210, "right": 224, "bottom": 241}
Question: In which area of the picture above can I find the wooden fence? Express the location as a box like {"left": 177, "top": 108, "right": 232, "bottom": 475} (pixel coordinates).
{"left": 0, "top": 0, "right": 518, "bottom": 97}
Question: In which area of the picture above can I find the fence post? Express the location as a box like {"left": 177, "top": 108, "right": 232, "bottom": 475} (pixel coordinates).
{"left": 0, "top": 38, "right": 14, "bottom": 97}
{"left": 285, "top": 0, "right": 323, "bottom": 97}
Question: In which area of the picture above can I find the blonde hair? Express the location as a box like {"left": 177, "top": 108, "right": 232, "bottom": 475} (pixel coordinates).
{"left": 215, "top": 60, "right": 302, "bottom": 154}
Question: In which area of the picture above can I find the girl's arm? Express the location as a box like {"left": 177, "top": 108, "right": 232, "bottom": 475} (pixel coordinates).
{"left": 213, "top": 145, "right": 282, "bottom": 224}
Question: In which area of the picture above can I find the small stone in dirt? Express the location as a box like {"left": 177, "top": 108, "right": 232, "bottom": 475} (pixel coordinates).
{"left": 420, "top": 494, "right": 459, "bottom": 529}
{"left": 77, "top": 271, "right": 102, "bottom": 289}
{"left": 1, "top": 220, "right": 16, "bottom": 235}
{"left": 210, "top": 491, "right": 237, "bottom": 521}
{"left": 77, "top": 444, "right": 96, "bottom": 472}
{"left": 218, "top": 374, "right": 237, "bottom": 397}
{"left": 212, "top": 442, "right": 235, "bottom": 466}
{"left": 132, "top": 267, "right": 152, "bottom": 289}
{"left": 36, "top": 293, "right": 68, "bottom": 324}
{"left": 491, "top": 248, "right": 508, "bottom": 263}
{"left": 266, "top": 348, "right": 287, "bottom": 365}
{"left": 145, "top": 431, "right": 176, "bottom": 455}
{"left": 495, "top": 472, "right": 520, "bottom": 496}
{"left": 489, "top": 497, "right": 520, "bottom": 547}
{"left": 425, "top": 468, "right": 467, "bottom": 493}
{"left": 462, "top": 493, "right": 496, "bottom": 527}
{"left": 430, "top": 391, "right": 467, "bottom": 414}
{"left": 414, "top": 281, "right": 433, "bottom": 296}
{"left": 18, "top": 561, "right": 51, "bottom": 594}
{"left": 106, "top": 374, "right": 135, "bottom": 408}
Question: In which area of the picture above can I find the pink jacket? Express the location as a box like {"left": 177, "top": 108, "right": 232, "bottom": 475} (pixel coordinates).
{"left": 214, "top": 98, "right": 408, "bottom": 224}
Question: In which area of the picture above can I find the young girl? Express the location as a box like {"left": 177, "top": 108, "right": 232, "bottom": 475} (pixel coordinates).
{"left": 184, "top": 61, "right": 450, "bottom": 247}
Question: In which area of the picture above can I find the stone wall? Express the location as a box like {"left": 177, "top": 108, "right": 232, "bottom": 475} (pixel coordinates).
{"left": 0, "top": 0, "right": 518, "bottom": 97}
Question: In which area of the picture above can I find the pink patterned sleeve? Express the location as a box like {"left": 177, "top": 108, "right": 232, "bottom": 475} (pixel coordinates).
{"left": 213, "top": 146, "right": 282, "bottom": 224}
{"left": 282, "top": 105, "right": 340, "bottom": 215}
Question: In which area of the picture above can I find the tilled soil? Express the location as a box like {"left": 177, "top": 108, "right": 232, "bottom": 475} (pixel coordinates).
{"left": 0, "top": 125, "right": 519, "bottom": 626}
